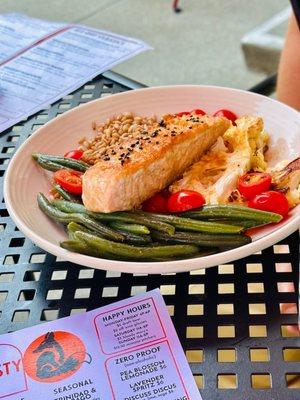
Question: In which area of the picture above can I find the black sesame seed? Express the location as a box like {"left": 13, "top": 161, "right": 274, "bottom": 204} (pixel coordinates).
{"left": 171, "top": 133, "right": 175, "bottom": 136}
{"left": 156, "top": 141, "right": 159, "bottom": 145}
{"left": 159, "top": 120, "right": 166, "bottom": 127}
{"left": 139, "top": 146, "right": 143, "bottom": 150}
{"left": 130, "top": 143, "right": 135, "bottom": 148}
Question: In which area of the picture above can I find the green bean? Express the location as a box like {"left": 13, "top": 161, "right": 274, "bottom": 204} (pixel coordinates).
{"left": 53, "top": 200, "right": 86, "bottom": 213}
{"left": 67, "top": 221, "right": 151, "bottom": 245}
{"left": 93, "top": 212, "right": 176, "bottom": 235}
{"left": 61, "top": 238, "right": 206, "bottom": 261}
{"left": 61, "top": 239, "right": 102, "bottom": 257}
{"left": 61, "top": 238, "right": 124, "bottom": 259}
{"left": 112, "top": 229, "right": 152, "bottom": 245}
{"left": 52, "top": 200, "right": 175, "bottom": 235}
{"left": 67, "top": 222, "right": 90, "bottom": 240}
{"left": 62, "top": 230, "right": 217, "bottom": 261}
{"left": 32, "top": 153, "right": 89, "bottom": 172}
{"left": 54, "top": 184, "right": 76, "bottom": 202}
{"left": 151, "top": 230, "right": 251, "bottom": 248}
{"left": 34, "top": 158, "right": 64, "bottom": 172}
{"left": 38, "top": 193, "right": 124, "bottom": 241}
{"left": 210, "top": 219, "right": 271, "bottom": 229}
{"left": 182, "top": 205, "right": 282, "bottom": 223}
{"left": 74, "top": 231, "right": 199, "bottom": 260}
{"left": 135, "top": 212, "right": 244, "bottom": 234}
{"left": 109, "top": 221, "right": 150, "bottom": 235}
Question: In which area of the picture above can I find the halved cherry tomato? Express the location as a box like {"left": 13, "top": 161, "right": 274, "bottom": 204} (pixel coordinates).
{"left": 64, "top": 149, "right": 83, "bottom": 160}
{"left": 248, "top": 191, "right": 289, "bottom": 216}
{"left": 176, "top": 111, "right": 190, "bottom": 117}
{"left": 213, "top": 109, "right": 238, "bottom": 123}
{"left": 54, "top": 169, "right": 83, "bottom": 195}
{"left": 192, "top": 109, "right": 206, "bottom": 115}
{"left": 142, "top": 192, "right": 169, "bottom": 213}
{"left": 167, "top": 190, "right": 205, "bottom": 213}
{"left": 238, "top": 172, "right": 272, "bottom": 200}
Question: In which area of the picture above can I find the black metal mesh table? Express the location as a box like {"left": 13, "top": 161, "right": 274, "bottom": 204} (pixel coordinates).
{"left": 0, "top": 72, "right": 299, "bottom": 400}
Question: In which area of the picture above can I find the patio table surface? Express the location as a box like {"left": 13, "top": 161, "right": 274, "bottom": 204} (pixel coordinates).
{"left": 0, "top": 72, "right": 299, "bottom": 399}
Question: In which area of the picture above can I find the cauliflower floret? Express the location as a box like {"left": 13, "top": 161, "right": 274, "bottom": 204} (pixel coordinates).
{"left": 235, "top": 116, "right": 269, "bottom": 171}
{"left": 269, "top": 157, "right": 300, "bottom": 207}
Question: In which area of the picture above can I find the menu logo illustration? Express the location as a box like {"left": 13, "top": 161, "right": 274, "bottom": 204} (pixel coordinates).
{"left": 23, "top": 331, "right": 91, "bottom": 383}
{"left": 0, "top": 344, "right": 28, "bottom": 399}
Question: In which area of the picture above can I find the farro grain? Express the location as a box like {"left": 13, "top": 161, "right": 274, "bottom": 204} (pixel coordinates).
{"left": 81, "top": 112, "right": 157, "bottom": 165}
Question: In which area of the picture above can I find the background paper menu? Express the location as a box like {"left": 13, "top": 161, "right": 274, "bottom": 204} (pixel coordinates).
{"left": 0, "top": 13, "right": 150, "bottom": 133}
{"left": 0, "top": 13, "right": 67, "bottom": 64}
{"left": 0, "top": 289, "right": 202, "bottom": 400}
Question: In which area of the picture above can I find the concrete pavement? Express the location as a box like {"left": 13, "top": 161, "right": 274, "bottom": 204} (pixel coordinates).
{"left": 0, "top": 0, "right": 289, "bottom": 89}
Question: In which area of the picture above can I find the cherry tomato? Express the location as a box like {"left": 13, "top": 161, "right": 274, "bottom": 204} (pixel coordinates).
{"left": 248, "top": 191, "right": 289, "bottom": 216}
{"left": 167, "top": 190, "right": 205, "bottom": 213}
{"left": 176, "top": 111, "right": 190, "bottom": 117}
{"left": 142, "top": 192, "right": 169, "bottom": 213}
{"left": 213, "top": 109, "right": 238, "bottom": 123}
{"left": 238, "top": 172, "right": 272, "bottom": 200}
{"left": 192, "top": 109, "right": 206, "bottom": 115}
{"left": 64, "top": 149, "right": 83, "bottom": 160}
{"left": 54, "top": 169, "right": 83, "bottom": 195}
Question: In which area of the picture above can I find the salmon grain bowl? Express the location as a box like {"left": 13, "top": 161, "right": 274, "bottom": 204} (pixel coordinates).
{"left": 4, "top": 86, "right": 300, "bottom": 273}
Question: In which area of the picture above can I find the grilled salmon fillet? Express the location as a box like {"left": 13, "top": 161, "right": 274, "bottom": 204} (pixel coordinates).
{"left": 82, "top": 114, "right": 230, "bottom": 212}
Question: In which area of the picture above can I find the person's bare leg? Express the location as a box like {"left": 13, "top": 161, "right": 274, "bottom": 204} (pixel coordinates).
{"left": 277, "top": 14, "right": 300, "bottom": 110}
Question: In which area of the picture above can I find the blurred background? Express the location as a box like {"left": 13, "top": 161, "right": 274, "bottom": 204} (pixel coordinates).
{"left": 0, "top": 0, "right": 290, "bottom": 88}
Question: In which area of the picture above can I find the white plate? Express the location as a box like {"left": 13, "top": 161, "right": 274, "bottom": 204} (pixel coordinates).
{"left": 4, "top": 85, "right": 300, "bottom": 273}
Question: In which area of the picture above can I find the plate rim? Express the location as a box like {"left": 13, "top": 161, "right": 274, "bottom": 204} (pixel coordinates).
{"left": 3, "top": 84, "right": 300, "bottom": 274}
